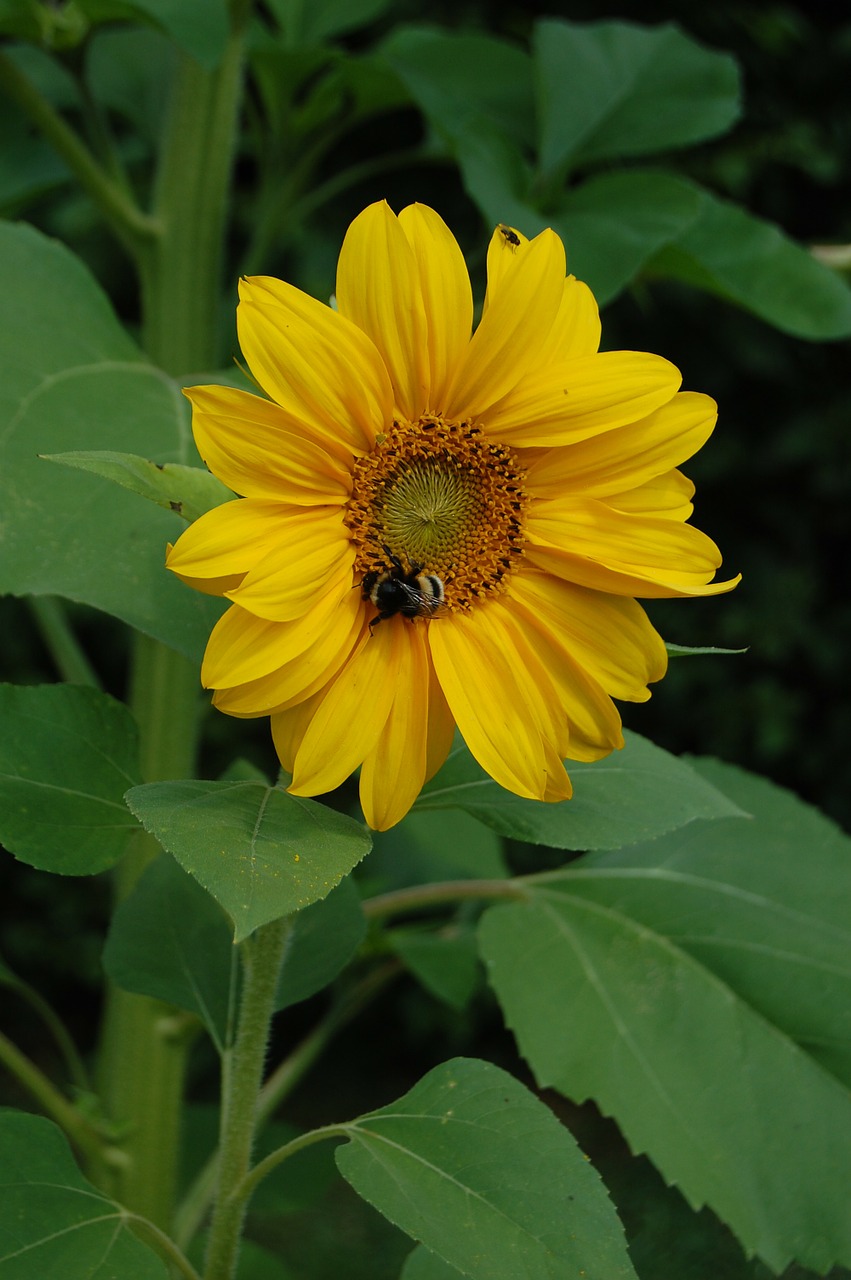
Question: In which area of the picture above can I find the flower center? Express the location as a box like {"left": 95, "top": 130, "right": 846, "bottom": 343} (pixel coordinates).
{"left": 345, "top": 416, "right": 528, "bottom": 612}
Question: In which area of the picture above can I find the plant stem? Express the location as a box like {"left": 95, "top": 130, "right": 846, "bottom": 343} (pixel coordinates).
{"left": 0, "top": 50, "right": 158, "bottom": 259}
{"left": 0, "top": 1031, "right": 108, "bottom": 1174}
{"left": 28, "top": 596, "right": 101, "bottom": 689}
{"left": 95, "top": 635, "right": 201, "bottom": 1226}
{"left": 93, "top": 3, "right": 249, "bottom": 1230}
{"left": 203, "top": 918, "right": 292, "bottom": 1280}
{"left": 362, "top": 877, "right": 525, "bottom": 920}
{"left": 124, "top": 1214, "right": 203, "bottom": 1280}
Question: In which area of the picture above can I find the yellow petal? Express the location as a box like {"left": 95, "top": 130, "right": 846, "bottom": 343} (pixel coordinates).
{"left": 428, "top": 605, "right": 568, "bottom": 800}
{"left": 398, "top": 203, "right": 474, "bottom": 413}
{"left": 227, "top": 508, "right": 354, "bottom": 621}
{"left": 444, "top": 229, "right": 566, "bottom": 420}
{"left": 526, "top": 498, "right": 741, "bottom": 598}
{"left": 213, "top": 587, "right": 364, "bottom": 714}
{"left": 166, "top": 499, "right": 290, "bottom": 586}
{"left": 271, "top": 688, "right": 326, "bottom": 771}
{"left": 425, "top": 657, "right": 456, "bottom": 783}
{"left": 359, "top": 621, "right": 431, "bottom": 830}
{"left": 186, "top": 384, "right": 353, "bottom": 502}
{"left": 505, "top": 593, "right": 625, "bottom": 760}
{"left": 335, "top": 201, "right": 429, "bottom": 421}
{"left": 203, "top": 585, "right": 356, "bottom": 689}
{"left": 482, "top": 223, "right": 529, "bottom": 306}
{"left": 524, "top": 391, "right": 716, "bottom": 499}
{"left": 237, "top": 276, "right": 392, "bottom": 454}
{"left": 289, "top": 618, "right": 404, "bottom": 796}
{"left": 608, "top": 469, "right": 695, "bottom": 521}
{"left": 483, "top": 351, "right": 682, "bottom": 447}
{"left": 509, "top": 571, "right": 667, "bottom": 702}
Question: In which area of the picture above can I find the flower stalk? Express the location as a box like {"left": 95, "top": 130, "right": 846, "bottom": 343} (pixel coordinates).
{"left": 203, "top": 917, "right": 292, "bottom": 1280}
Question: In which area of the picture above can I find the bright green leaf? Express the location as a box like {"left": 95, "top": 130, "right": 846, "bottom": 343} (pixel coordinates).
{"left": 102, "top": 853, "right": 235, "bottom": 1049}
{"left": 651, "top": 185, "right": 851, "bottom": 338}
{"left": 389, "top": 929, "right": 480, "bottom": 1009}
{"left": 336, "top": 1057, "right": 638, "bottom": 1280}
{"left": 416, "top": 732, "right": 743, "bottom": 850}
{"left": 454, "top": 125, "right": 544, "bottom": 240}
{"left": 125, "top": 780, "right": 371, "bottom": 942}
{"left": 378, "top": 25, "right": 535, "bottom": 150}
{"left": 0, "top": 1110, "right": 167, "bottom": 1277}
{"left": 554, "top": 169, "right": 702, "bottom": 305}
{"left": 0, "top": 683, "right": 140, "bottom": 875}
{"left": 534, "top": 19, "right": 740, "bottom": 178}
{"left": 275, "top": 876, "right": 366, "bottom": 1010}
{"left": 479, "top": 881, "right": 851, "bottom": 1273}
{"left": 43, "top": 450, "right": 235, "bottom": 524}
{"left": 573, "top": 758, "right": 851, "bottom": 1087}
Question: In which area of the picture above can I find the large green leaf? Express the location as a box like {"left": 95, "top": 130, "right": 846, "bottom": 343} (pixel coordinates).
{"left": 534, "top": 19, "right": 740, "bottom": 178}
{"left": 102, "top": 852, "right": 235, "bottom": 1049}
{"left": 478, "top": 797, "right": 851, "bottom": 1274}
{"left": 378, "top": 25, "right": 535, "bottom": 150}
{"left": 0, "top": 1110, "right": 167, "bottom": 1277}
{"left": 554, "top": 169, "right": 703, "bottom": 305}
{"left": 336, "top": 1057, "right": 638, "bottom": 1280}
{"left": 265, "top": 0, "right": 396, "bottom": 45}
{"left": 0, "top": 683, "right": 140, "bottom": 875}
{"left": 569, "top": 758, "right": 851, "bottom": 1087}
{"left": 125, "top": 780, "right": 371, "bottom": 942}
{"left": 415, "top": 732, "right": 743, "bottom": 850}
{"left": 0, "top": 222, "right": 223, "bottom": 659}
{"left": 401, "top": 1247, "right": 463, "bottom": 1280}
{"left": 651, "top": 185, "right": 851, "bottom": 338}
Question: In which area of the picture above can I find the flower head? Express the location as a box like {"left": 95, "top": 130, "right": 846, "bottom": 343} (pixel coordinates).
{"left": 167, "top": 201, "right": 738, "bottom": 830}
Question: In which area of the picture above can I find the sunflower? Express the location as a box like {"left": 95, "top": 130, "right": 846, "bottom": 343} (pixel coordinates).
{"left": 167, "top": 201, "right": 738, "bottom": 830}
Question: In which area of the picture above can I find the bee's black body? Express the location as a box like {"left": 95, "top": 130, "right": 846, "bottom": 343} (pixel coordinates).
{"left": 362, "top": 551, "right": 445, "bottom": 630}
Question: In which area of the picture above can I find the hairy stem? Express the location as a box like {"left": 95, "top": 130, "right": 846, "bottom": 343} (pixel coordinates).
{"left": 203, "top": 918, "right": 292, "bottom": 1280}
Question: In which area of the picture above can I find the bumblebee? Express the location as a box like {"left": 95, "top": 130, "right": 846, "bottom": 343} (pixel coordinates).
{"left": 498, "top": 223, "right": 521, "bottom": 249}
{"left": 362, "top": 552, "right": 445, "bottom": 630}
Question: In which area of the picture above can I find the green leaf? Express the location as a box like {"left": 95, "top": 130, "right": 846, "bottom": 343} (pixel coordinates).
{"left": 389, "top": 929, "right": 480, "bottom": 1010}
{"left": 125, "top": 780, "right": 372, "bottom": 942}
{"left": 265, "top": 0, "right": 395, "bottom": 45}
{"left": 534, "top": 19, "right": 741, "bottom": 178}
{"left": 478, "top": 833, "right": 851, "bottom": 1272}
{"left": 402, "top": 1246, "right": 462, "bottom": 1280}
{"left": 336, "top": 1057, "right": 638, "bottom": 1280}
{"left": 554, "top": 169, "right": 703, "bottom": 305}
{"left": 416, "top": 732, "right": 744, "bottom": 851}
{"left": 0, "top": 222, "right": 223, "bottom": 660}
{"left": 102, "top": 853, "right": 235, "bottom": 1049}
{"left": 378, "top": 25, "right": 535, "bottom": 150}
{"left": 651, "top": 185, "right": 851, "bottom": 338}
{"left": 275, "top": 876, "right": 366, "bottom": 1010}
{"left": 77, "top": 0, "right": 229, "bottom": 68}
{"left": 370, "top": 806, "right": 509, "bottom": 888}
{"left": 573, "top": 758, "right": 851, "bottom": 1087}
{"left": 43, "top": 450, "right": 235, "bottom": 523}
{"left": 86, "top": 27, "right": 177, "bottom": 146}
{"left": 0, "top": 1110, "right": 168, "bottom": 1277}
{"left": 0, "top": 683, "right": 140, "bottom": 875}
